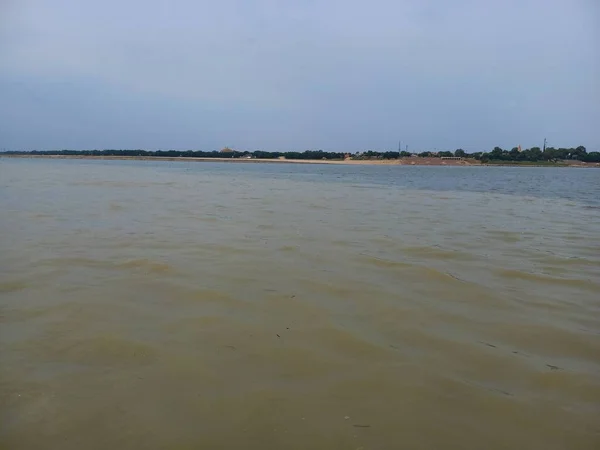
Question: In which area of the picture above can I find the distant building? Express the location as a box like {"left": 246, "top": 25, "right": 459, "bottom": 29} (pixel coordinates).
{"left": 220, "top": 147, "right": 234, "bottom": 154}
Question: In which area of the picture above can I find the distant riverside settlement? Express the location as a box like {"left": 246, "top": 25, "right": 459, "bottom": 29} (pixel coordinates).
{"left": 2, "top": 145, "right": 599, "bottom": 164}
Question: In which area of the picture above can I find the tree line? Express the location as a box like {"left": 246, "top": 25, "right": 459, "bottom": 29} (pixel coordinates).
{"left": 3, "top": 149, "right": 348, "bottom": 160}
{"left": 3, "top": 146, "right": 599, "bottom": 162}
{"left": 477, "top": 146, "right": 599, "bottom": 163}
{"left": 358, "top": 146, "right": 599, "bottom": 162}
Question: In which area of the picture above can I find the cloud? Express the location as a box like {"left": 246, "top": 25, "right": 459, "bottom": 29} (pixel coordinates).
{"left": 1, "top": 0, "right": 598, "bottom": 151}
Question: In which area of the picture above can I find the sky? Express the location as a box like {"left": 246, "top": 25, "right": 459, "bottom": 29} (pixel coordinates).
{"left": 0, "top": 0, "right": 598, "bottom": 152}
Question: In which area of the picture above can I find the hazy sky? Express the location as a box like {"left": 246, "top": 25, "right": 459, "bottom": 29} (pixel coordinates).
{"left": 1, "top": 0, "right": 598, "bottom": 152}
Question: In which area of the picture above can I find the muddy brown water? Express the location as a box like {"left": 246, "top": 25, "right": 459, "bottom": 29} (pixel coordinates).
{"left": 1, "top": 158, "right": 599, "bottom": 449}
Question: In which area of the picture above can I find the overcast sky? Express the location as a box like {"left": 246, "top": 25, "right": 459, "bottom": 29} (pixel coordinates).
{"left": 1, "top": 0, "right": 598, "bottom": 152}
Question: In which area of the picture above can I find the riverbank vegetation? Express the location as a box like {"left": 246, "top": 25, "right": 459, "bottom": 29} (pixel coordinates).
{"left": 3, "top": 146, "right": 598, "bottom": 163}
{"left": 478, "top": 146, "right": 599, "bottom": 163}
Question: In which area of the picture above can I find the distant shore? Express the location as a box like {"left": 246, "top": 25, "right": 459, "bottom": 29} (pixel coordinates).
{"left": 1, "top": 154, "right": 597, "bottom": 167}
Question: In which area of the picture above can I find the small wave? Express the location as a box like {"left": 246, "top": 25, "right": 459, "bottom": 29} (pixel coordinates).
{"left": 485, "top": 230, "right": 522, "bottom": 243}
{"left": 300, "top": 326, "right": 392, "bottom": 362}
{"left": 30, "top": 213, "right": 54, "bottom": 219}
{"left": 195, "top": 215, "right": 219, "bottom": 223}
{"left": 116, "top": 259, "right": 173, "bottom": 274}
{"left": 406, "top": 265, "right": 472, "bottom": 285}
{"left": 38, "top": 257, "right": 174, "bottom": 274}
{"left": 2, "top": 301, "right": 76, "bottom": 322}
{"left": 197, "top": 243, "right": 252, "bottom": 256}
{"left": 357, "top": 254, "right": 413, "bottom": 269}
{"left": 12, "top": 330, "right": 159, "bottom": 367}
{"left": 496, "top": 269, "right": 598, "bottom": 291}
{"left": 55, "top": 335, "right": 159, "bottom": 367}
{"left": 108, "top": 203, "right": 125, "bottom": 211}
{"left": 278, "top": 245, "right": 298, "bottom": 252}
{"left": 0, "top": 280, "right": 28, "bottom": 293}
{"left": 533, "top": 255, "right": 600, "bottom": 269}
{"left": 37, "top": 257, "right": 113, "bottom": 269}
{"left": 70, "top": 180, "right": 175, "bottom": 188}
{"left": 164, "top": 315, "right": 229, "bottom": 334}
{"left": 307, "top": 203, "right": 329, "bottom": 210}
{"left": 179, "top": 288, "right": 244, "bottom": 307}
{"left": 402, "top": 246, "right": 475, "bottom": 261}
{"left": 526, "top": 370, "right": 600, "bottom": 407}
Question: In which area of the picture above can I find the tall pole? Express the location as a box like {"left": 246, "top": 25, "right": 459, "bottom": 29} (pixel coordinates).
{"left": 398, "top": 140, "right": 401, "bottom": 152}
{"left": 543, "top": 138, "right": 547, "bottom": 152}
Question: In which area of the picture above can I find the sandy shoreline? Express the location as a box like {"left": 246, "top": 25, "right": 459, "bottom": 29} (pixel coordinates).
{"left": 1, "top": 154, "right": 596, "bottom": 167}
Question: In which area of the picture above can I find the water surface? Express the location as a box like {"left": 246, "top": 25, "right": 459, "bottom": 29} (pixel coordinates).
{"left": 1, "top": 159, "right": 599, "bottom": 449}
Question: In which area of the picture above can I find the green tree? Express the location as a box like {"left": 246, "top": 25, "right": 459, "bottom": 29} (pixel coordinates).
{"left": 490, "top": 147, "right": 504, "bottom": 160}
{"left": 454, "top": 149, "right": 466, "bottom": 157}
{"left": 543, "top": 147, "right": 557, "bottom": 161}
{"left": 583, "top": 152, "right": 600, "bottom": 162}
{"left": 528, "top": 147, "right": 542, "bottom": 161}
{"left": 572, "top": 146, "right": 587, "bottom": 160}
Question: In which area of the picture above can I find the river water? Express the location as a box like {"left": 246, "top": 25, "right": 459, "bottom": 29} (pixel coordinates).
{"left": 1, "top": 158, "right": 599, "bottom": 449}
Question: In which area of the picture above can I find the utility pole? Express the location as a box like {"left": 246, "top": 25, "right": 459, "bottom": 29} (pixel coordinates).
{"left": 398, "top": 140, "right": 402, "bottom": 152}
{"left": 543, "top": 138, "right": 547, "bottom": 152}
